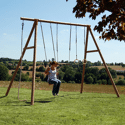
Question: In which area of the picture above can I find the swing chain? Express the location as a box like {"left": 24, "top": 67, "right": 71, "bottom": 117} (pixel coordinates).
{"left": 50, "top": 23, "right": 56, "bottom": 61}
{"left": 74, "top": 26, "right": 79, "bottom": 64}
{"left": 56, "top": 24, "right": 58, "bottom": 62}
{"left": 40, "top": 22, "right": 47, "bottom": 62}
{"left": 69, "top": 25, "right": 72, "bottom": 62}
{"left": 18, "top": 21, "right": 27, "bottom": 102}
{"left": 82, "top": 27, "right": 86, "bottom": 65}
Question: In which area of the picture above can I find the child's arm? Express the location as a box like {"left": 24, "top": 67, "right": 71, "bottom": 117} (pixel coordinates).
{"left": 45, "top": 67, "right": 50, "bottom": 75}
{"left": 56, "top": 72, "right": 59, "bottom": 76}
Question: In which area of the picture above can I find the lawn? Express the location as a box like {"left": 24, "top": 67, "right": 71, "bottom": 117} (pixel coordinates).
{"left": 0, "top": 83, "right": 125, "bottom": 125}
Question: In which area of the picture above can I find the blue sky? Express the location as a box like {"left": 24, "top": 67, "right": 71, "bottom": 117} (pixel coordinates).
{"left": 0, "top": 0, "right": 125, "bottom": 63}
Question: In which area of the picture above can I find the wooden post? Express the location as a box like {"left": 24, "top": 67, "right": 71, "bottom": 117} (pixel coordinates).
{"left": 5, "top": 21, "right": 36, "bottom": 96}
{"left": 89, "top": 27, "right": 120, "bottom": 97}
{"left": 31, "top": 20, "right": 38, "bottom": 105}
{"left": 80, "top": 26, "right": 89, "bottom": 93}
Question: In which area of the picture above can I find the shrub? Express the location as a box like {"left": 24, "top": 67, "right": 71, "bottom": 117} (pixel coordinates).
{"left": 38, "top": 66, "right": 45, "bottom": 72}
{"left": 61, "top": 80, "right": 66, "bottom": 83}
{"left": 116, "top": 79, "right": 125, "bottom": 85}
{"left": 108, "top": 79, "right": 112, "bottom": 85}
{"left": 23, "top": 65, "right": 29, "bottom": 70}
{"left": 68, "top": 81, "right": 75, "bottom": 84}
{"left": 119, "top": 77, "right": 122, "bottom": 79}
{"left": 21, "top": 73, "right": 29, "bottom": 81}
{"left": 40, "top": 74, "right": 45, "bottom": 81}
{"left": 35, "top": 78, "right": 41, "bottom": 82}
{"left": 102, "top": 79, "right": 107, "bottom": 85}
{"left": 26, "top": 72, "right": 29, "bottom": 76}
{"left": 96, "top": 80, "right": 102, "bottom": 84}
{"left": 0, "top": 65, "right": 9, "bottom": 80}
{"left": 86, "top": 76, "right": 93, "bottom": 84}
{"left": 29, "top": 78, "right": 32, "bottom": 81}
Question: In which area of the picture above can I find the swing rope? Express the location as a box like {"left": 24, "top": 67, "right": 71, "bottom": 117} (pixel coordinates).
{"left": 74, "top": 26, "right": 79, "bottom": 64}
{"left": 50, "top": 23, "right": 56, "bottom": 61}
{"left": 40, "top": 22, "right": 47, "bottom": 62}
{"left": 56, "top": 24, "right": 58, "bottom": 62}
{"left": 18, "top": 21, "right": 26, "bottom": 102}
{"left": 82, "top": 27, "right": 87, "bottom": 64}
{"left": 69, "top": 25, "right": 72, "bottom": 62}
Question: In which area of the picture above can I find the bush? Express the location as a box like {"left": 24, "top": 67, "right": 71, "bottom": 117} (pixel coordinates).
{"left": 116, "top": 79, "right": 125, "bottom": 85}
{"left": 102, "top": 79, "right": 107, "bottom": 85}
{"left": 0, "top": 65, "right": 9, "bottom": 80}
{"left": 23, "top": 65, "right": 29, "bottom": 70}
{"left": 35, "top": 78, "right": 41, "bottom": 82}
{"left": 29, "top": 77, "right": 32, "bottom": 81}
{"left": 61, "top": 80, "right": 66, "bottom": 83}
{"left": 96, "top": 80, "right": 102, "bottom": 84}
{"left": 119, "top": 77, "right": 122, "bottom": 79}
{"left": 38, "top": 66, "right": 45, "bottom": 72}
{"left": 26, "top": 72, "right": 29, "bottom": 76}
{"left": 68, "top": 81, "right": 75, "bottom": 84}
{"left": 58, "top": 70, "right": 65, "bottom": 80}
{"left": 107, "top": 79, "right": 112, "bottom": 85}
{"left": 86, "top": 76, "right": 93, "bottom": 84}
{"left": 21, "top": 73, "right": 29, "bottom": 81}
{"left": 40, "top": 74, "right": 45, "bottom": 81}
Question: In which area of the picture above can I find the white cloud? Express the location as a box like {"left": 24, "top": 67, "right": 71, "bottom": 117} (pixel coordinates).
{"left": 3, "top": 33, "right": 7, "bottom": 36}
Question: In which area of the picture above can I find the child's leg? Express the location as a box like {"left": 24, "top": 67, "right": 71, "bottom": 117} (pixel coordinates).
{"left": 55, "top": 79, "right": 61, "bottom": 95}
{"left": 49, "top": 79, "right": 58, "bottom": 95}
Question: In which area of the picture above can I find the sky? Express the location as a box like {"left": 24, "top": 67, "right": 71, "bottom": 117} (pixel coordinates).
{"left": 0, "top": 0, "right": 125, "bottom": 63}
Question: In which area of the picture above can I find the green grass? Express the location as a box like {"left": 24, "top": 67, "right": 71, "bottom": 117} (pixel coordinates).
{"left": 0, "top": 87, "right": 125, "bottom": 125}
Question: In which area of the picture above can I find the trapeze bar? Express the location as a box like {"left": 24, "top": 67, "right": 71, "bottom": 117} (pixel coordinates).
{"left": 86, "top": 50, "right": 98, "bottom": 53}
{"left": 20, "top": 17, "right": 90, "bottom": 27}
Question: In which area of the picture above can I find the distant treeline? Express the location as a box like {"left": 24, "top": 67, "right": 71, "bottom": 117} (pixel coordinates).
{"left": 0, "top": 58, "right": 125, "bottom": 85}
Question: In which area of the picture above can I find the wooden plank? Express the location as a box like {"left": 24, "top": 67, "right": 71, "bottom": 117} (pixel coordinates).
{"left": 5, "top": 21, "right": 36, "bottom": 96}
{"left": 20, "top": 17, "right": 90, "bottom": 27}
{"left": 31, "top": 20, "right": 38, "bottom": 105}
{"left": 86, "top": 50, "right": 98, "bottom": 53}
{"left": 80, "top": 26, "right": 89, "bottom": 93}
{"left": 89, "top": 27, "right": 120, "bottom": 97}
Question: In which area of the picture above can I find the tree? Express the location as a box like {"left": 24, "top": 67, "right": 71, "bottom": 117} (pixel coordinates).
{"left": 38, "top": 66, "right": 45, "bottom": 72}
{"left": 86, "top": 76, "right": 94, "bottom": 84}
{"left": 23, "top": 65, "right": 29, "bottom": 70}
{"left": 63, "top": 66, "right": 75, "bottom": 82}
{"left": 0, "top": 65, "right": 9, "bottom": 80}
{"left": 66, "top": 0, "right": 125, "bottom": 41}
{"left": 58, "top": 70, "right": 65, "bottom": 80}
{"left": 74, "top": 72, "right": 82, "bottom": 83}
{"left": 40, "top": 74, "right": 45, "bottom": 81}
{"left": 123, "top": 71, "right": 125, "bottom": 78}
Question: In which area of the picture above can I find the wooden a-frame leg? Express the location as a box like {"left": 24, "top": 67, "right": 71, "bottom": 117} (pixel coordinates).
{"left": 5, "top": 21, "right": 36, "bottom": 96}
{"left": 80, "top": 26, "right": 89, "bottom": 93}
{"left": 89, "top": 27, "right": 120, "bottom": 97}
{"left": 31, "top": 20, "right": 38, "bottom": 105}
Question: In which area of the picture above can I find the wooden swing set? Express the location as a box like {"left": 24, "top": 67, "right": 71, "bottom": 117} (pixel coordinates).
{"left": 5, "top": 17, "right": 120, "bottom": 105}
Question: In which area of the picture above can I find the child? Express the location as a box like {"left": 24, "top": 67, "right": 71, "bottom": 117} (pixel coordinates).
{"left": 45, "top": 61, "right": 61, "bottom": 96}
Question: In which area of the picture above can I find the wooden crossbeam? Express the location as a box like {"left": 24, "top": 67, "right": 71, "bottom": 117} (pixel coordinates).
{"left": 20, "top": 17, "right": 90, "bottom": 27}
{"left": 26, "top": 46, "right": 34, "bottom": 49}
{"left": 86, "top": 50, "right": 98, "bottom": 53}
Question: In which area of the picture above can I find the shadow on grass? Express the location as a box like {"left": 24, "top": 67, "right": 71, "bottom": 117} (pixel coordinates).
{"left": 26, "top": 97, "right": 55, "bottom": 104}
{"left": 26, "top": 101, "right": 52, "bottom": 104}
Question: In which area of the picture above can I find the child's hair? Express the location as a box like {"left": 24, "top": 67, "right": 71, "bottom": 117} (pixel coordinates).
{"left": 49, "top": 61, "right": 58, "bottom": 65}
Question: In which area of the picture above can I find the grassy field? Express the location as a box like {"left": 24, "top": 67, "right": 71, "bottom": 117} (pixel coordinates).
{"left": 91, "top": 65, "right": 125, "bottom": 70}
{"left": 0, "top": 87, "right": 125, "bottom": 125}
{"left": 1, "top": 81, "right": 125, "bottom": 95}
{"left": 0, "top": 81, "right": 125, "bottom": 124}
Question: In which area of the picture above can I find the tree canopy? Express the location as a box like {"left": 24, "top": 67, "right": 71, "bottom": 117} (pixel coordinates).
{"left": 66, "top": 0, "right": 125, "bottom": 41}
